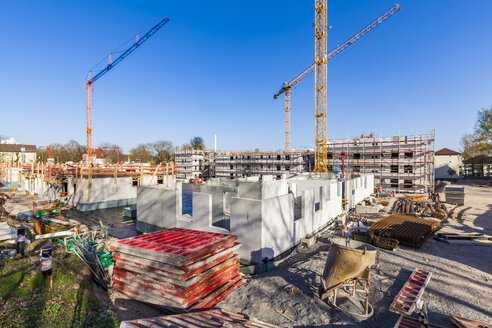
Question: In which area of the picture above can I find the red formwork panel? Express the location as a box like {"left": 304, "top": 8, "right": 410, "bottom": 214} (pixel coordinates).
{"left": 112, "top": 243, "right": 240, "bottom": 280}
{"left": 111, "top": 228, "right": 243, "bottom": 312}
{"left": 119, "top": 309, "right": 280, "bottom": 328}
{"left": 390, "top": 269, "right": 432, "bottom": 316}
{"left": 114, "top": 264, "right": 239, "bottom": 307}
{"left": 113, "top": 256, "right": 239, "bottom": 295}
{"left": 111, "top": 228, "right": 237, "bottom": 266}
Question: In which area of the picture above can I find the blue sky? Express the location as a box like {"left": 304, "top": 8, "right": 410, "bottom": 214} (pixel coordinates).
{"left": 0, "top": 1, "right": 490, "bottom": 153}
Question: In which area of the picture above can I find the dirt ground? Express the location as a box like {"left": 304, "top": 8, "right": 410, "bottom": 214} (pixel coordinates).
{"left": 1, "top": 182, "right": 491, "bottom": 327}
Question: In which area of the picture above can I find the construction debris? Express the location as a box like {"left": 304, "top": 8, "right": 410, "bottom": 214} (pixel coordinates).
{"left": 1, "top": 249, "right": 17, "bottom": 260}
{"left": 33, "top": 215, "right": 80, "bottom": 235}
{"left": 111, "top": 228, "right": 243, "bottom": 312}
{"left": 450, "top": 314, "right": 492, "bottom": 328}
{"left": 368, "top": 214, "right": 440, "bottom": 248}
{"left": 0, "top": 221, "right": 15, "bottom": 241}
{"left": 434, "top": 232, "right": 492, "bottom": 245}
{"left": 119, "top": 309, "right": 280, "bottom": 328}
{"left": 35, "top": 230, "right": 76, "bottom": 240}
{"left": 390, "top": 197, "right": 447, "bottom": 219}
{"left": 390, "top": 269, "right": 432, "bottom": 316}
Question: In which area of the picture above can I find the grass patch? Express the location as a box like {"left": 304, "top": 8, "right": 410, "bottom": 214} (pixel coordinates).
{"left": 0, "top": 244, "right": 118, "bottom": 328}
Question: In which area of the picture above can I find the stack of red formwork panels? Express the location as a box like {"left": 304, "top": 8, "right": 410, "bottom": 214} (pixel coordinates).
{"left": 111, "top": 228, "right": 243, "bottom": 311}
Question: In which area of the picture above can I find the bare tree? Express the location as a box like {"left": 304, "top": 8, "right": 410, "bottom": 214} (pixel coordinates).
{"left": 460, "top": 134, "right": 479, "bottom": 160}
{"left": 474, "top": 107, "right": 492, "bottom": 155}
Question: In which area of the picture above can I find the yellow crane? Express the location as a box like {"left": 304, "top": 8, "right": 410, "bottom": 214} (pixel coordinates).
{"left": 274, "top": 3, "right": 400, "bottom": 170}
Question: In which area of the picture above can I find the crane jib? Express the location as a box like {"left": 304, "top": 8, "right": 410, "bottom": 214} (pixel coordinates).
{"left": 272, "top": 3, "right": 400, "bottom": 99}
{"left": 88, "top": 17, "right": 169, "bottom": 85}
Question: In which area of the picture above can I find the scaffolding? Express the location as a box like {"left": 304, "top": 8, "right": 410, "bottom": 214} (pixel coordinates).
{"left": 325, "top": 130, "right": 435, "bottom": 193}
{"left": 214, "top": 151, "right": 304, "bottom": 179}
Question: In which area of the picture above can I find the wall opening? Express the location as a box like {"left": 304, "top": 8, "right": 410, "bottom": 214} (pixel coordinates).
{"left": 404, "top": 179, "right": 412, "bottom": 189}
{"left": 391, "top": 165, "right": 399, "bottom": 173}
{"left": 315, "top": 186, "right": 322, "bottom": 212}
{"left": 294, "top": 195, "right": 302, "bottom": 220}
{"left": 390, "top": 179, "right": 398, "bottom": 188}
{"left": 157, "top": 175, "right": 164, "bottom": 184}
{"left": 132, "top": 177, "right": 139, "bottom": 187}
{"left": 181, "top": 183, "right": 196, "bottom": 216}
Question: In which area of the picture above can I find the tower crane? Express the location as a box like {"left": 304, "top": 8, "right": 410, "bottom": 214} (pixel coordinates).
{"left": 86, "top": 18, "right": 169, "bottom": 159}
{"left": 274, "top": 3, "right": 400, "bottom": 159}
{"left": 97, "top": 147, "right": 121, "bottom": 164}
{"left": 38, "top": 146, "right": 52, "bottom": 158}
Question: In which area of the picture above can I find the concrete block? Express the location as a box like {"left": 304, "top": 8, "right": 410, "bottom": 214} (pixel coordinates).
{"left": 124, "top": 207, "right": 137, "bottom": 218}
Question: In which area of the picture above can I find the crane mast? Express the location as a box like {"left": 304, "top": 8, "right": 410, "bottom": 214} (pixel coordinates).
{"left": 85, "top": 17, "right": 169, "bottom": 158}
{"left": 274, "top": 3, "right": 400, "bottom": 155}
{"left": 314, "top": 0, "right": 328, "bottom": 172}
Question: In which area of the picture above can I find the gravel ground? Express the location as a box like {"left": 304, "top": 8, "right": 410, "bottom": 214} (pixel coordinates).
{"left": 220, "top": 184, "right": 492, "bottom": 327}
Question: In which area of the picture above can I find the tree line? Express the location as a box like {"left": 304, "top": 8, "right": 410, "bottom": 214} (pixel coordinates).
{"left": 461, "top": 107, "right": 492, "bottom": 160}
{"left": 36, "top": 136, "right": 205, "bottom": 164}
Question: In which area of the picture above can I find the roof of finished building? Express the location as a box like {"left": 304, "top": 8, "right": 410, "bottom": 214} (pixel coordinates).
{"left": 0, "top": 144, "right": 37, "bottom": 153}
{"left": 435, "top": 148, "right": 460, "bottom": 156}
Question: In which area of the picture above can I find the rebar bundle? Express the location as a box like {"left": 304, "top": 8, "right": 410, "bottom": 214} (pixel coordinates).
{"left": 390, "top": 198, "right": 447, "bottom": 218}
{"left": 71, "top": 239, "right": 111, "bottom": 289}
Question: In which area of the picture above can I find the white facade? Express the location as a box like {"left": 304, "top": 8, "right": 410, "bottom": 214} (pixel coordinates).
{"left": 435, "top": 154, "right": 462, "bottom": 179}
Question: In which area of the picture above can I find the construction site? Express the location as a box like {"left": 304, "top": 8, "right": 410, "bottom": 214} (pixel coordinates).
{"left": 1, "top": 2, "right": 491, "bottom": 328}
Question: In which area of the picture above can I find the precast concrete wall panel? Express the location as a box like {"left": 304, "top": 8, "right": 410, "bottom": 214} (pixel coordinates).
{"left": 192, "top": 192, "right": 213, "bottom": 229}
{"left": 238, "top": 182, "right": 262, "bottom": 200}
{"left": 261, "top": 193, "right": 295, "bottom": 260}
{"left": 230, "top": 197, "right": 262, "bottom": 264}
{"left": 262, "top": 180, "right": 288, "bottom": 199}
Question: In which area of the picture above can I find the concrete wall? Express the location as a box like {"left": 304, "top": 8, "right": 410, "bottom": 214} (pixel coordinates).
{"left": 344, "top": 174, "right": 374, "bottom": 208}
{"left": 261, "top": 193, "right": 295, "bottom": 260}
{"left": 135, "top": 176, "right": 371, "bottom": 264}
{"left": 230, "top": 197, "right": 263, "bottom": 263}
{"left": 9, "top": 172, "right": 176, "bottom": 212}
{"left": 137, "top": 185, "right": 177, "bottom": 232}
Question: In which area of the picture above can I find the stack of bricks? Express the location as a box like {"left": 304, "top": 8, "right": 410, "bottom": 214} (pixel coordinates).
{"left": 111, "top": 228, "right": 243, "bottom": 311}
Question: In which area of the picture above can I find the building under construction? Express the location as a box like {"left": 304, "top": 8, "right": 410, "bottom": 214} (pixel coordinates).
{"left": 174, "top": 131, "right": 435, "bottom": 193}
{"left": 325, "top": 131, "right": 435, "bottom": 193}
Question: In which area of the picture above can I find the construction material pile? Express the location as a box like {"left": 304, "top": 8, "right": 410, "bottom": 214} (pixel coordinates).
{"left": 390, "top": 197, "right": 447, "bottom": 219}
{"left": 0, "top": 193, "right": 9, "bottom": 216}
{"left": 444, "top": 186, "right": 465, "bottom": 205}
{"left": 71, "top": 238, "right": 112, "bottom": 289}
{"left": 111, "top": 228, "right": 242, "bottom": 311}
{"left": 368, "top": 214, "right": 440, "bottom": 248}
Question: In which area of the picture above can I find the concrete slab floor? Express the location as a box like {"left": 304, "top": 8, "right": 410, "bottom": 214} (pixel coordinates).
{"left": 65, "top": 206, "right": 137, "bottom": 239}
